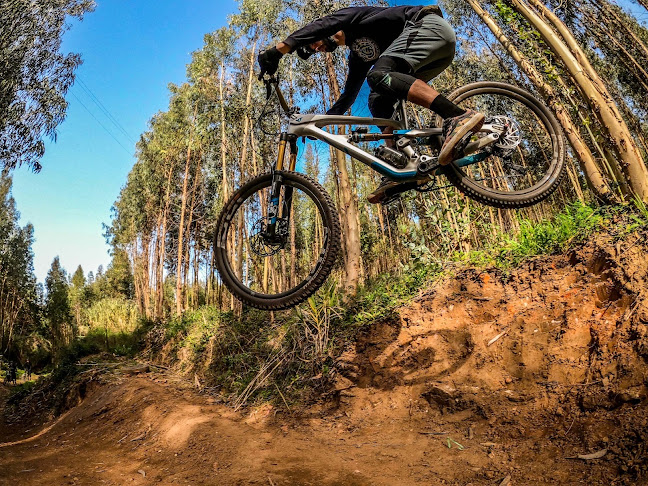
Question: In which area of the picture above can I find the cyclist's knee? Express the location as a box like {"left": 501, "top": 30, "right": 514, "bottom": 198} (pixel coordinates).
{"left": 366, "top": 56, "right": 416, "bottom": 99}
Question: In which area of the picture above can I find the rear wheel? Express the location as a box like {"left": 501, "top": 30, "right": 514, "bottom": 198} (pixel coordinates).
{"left": 214, "top": 171, "right": 341, "bottom": 310}
{"left": 440, "top": 81, "right": 566, "bottom": 208}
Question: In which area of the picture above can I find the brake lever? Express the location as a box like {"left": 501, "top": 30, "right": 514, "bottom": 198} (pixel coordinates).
{"left": 263, "top": 75, "right": 277, "bottom": 100}
{"left": 261, "top": 75, "right": 296, "bottom": 116}
{"left": 265, "top": 80, "right": 272, "bottom": 100}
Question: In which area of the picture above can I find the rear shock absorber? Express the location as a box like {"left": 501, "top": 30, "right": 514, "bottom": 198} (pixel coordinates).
{"left": 374, "top": 146, "right": 409, "bottom": 169}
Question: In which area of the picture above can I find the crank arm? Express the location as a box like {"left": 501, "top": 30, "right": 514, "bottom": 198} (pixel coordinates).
{"left": 463, "top": 132, "right": 500, "bottom": 156}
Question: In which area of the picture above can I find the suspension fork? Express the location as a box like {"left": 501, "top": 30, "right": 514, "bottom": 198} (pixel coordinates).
{"left": 266, "top": 133, "right": 298, "bottom": 243}
{"left": 282, "top": 137, "right": 298, "bottom": 221}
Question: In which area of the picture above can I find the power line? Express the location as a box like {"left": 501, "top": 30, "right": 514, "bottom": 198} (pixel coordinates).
{"left": 69, "top": 90, "right": 133, "bottom": 156}
{"left": 76, "top": 76, "right": 137, "bottom": 144}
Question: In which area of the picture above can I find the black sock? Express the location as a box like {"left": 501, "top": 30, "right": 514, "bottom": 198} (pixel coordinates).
{"left": 430, "top": 95, "right": 466, "bottom": 119}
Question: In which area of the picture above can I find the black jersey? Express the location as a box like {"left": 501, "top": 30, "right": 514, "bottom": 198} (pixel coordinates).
{"left": 284, "top": 6, "right": 425, "bottom": 115}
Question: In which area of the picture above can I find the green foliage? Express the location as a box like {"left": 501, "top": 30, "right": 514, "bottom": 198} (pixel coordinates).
{"left": 342, "top": 262, "right": 444, "bottom": 331}
{"left": 169, "top": 306, "right": 224, "bottom": 353}
{"left": 163, "top": 306, "right": 288, "bottom": 394}
{"left": 497, "top": 202, "right": 603, "bottom": 266}
{"left": 0, "top": 0, "right": 95, "bottom": 171}
{"left": 49, "top": 338, "right": 101, "bottom": 383}
{"left": 45, "top": 256, "right": 74, "bottom": 349}
{"left": 626, "top": 196, "right": 648, "bottom": 234}
{"left": 84, "top": 297, "right": 138, "bottom": 334}
{"left": 82, "top": 328, "right": 139, "bottom": 357}
{"left": 0, "top": 174, "right": 39, "bottom": 355}
{"left": 7, "top": 380, "right": 37, "bottom": 401}
{"left": 295, "top": 282, "right": 342, "bottom": 358}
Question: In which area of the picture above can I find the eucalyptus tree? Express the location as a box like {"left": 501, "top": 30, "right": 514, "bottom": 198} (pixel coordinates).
{"left": 507, "top": 0, "right": 648, "bottom": 200}
{"left": 107, "top": 153, "right": 155, "bottom": 316}
{"left": 45, "top": 256, "right": 73, "bottom": 350}
{"left": 130, "top": 115, "right": 180, "bottom": 318}
{"left": 68, "top": 265, "right": 86, "bottom": 332}
{"left": 458, "top": 0, "right": 612, "bottom": 201}
{"left": 553, "top": 0, "right": 648, "bottom": 148}
{"left": 0, "top": 0, "right": 95, "bottom": 171}
{"left": 0, "top": 175, "right": 38, "bottom": 353}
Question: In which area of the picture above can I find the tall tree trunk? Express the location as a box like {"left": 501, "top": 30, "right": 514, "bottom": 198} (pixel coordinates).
{"left": 583, "top": 11, "right": 648, "bottom": 93}
{"left": 593, "top": 0, "right": 648, "bottom": 61}
{"left": 324, "top": 53, "right": 362, "bottom": 294}
{"left": 517, "top": 0, "right": 648, "bottom": 200}
{"left": 183, "top": 152, "right": 202, "bottom": 310}
{"left": 176, "top": 104, "right": 197, "bottom": 315}
{"left": 140, "top": 235, "right": 152, "bottom": 318}
{"left": 467, "top": 0, "right": 614, "bottom": 201}
{"left": 239, "top": 42, "right": 257, "bottom": 181}
{"left": 219, "top": 63, "right": 229, "bottom": 202}
{"left": 131, "top": 240, "right": 145, "bottom": 316}
{"left": 156, "top": 163, "right": 174, "bottom": 319}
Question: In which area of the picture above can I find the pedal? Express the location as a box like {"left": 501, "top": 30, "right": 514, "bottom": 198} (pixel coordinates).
{"left": 381, "top": 193, "right": 402, "bottom": 205}
{"left": 379, "top": 180, "right": 421, "bottom": 205}
{"left": 455, "top": 133, "right": 473, "bottom": 156}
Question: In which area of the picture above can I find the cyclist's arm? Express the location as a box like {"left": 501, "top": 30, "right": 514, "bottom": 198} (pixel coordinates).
{"left": 327, "top": 58, "right": 371, "bottom": 115}
{"left": 282, "top": 7, "right": 364, "bottom": 52}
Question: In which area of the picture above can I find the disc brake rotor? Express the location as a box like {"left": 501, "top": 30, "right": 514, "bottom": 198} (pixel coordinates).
{"left": 489, "top": 115, "right": 521, "bottom": 156}
{"left": 250, "top": 218, "right": 288, "bottom": 257}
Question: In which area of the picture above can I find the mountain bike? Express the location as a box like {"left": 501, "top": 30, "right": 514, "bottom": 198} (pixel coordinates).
{"left": 214, "top": 76, "right": 566, "bottom": 310}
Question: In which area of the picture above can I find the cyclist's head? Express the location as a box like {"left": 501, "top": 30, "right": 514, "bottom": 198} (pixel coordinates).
{"left": 311, "top": 36, "right": 339, "bottom": 53}
{"left": 297, "top": 35, "right": 338, "bottom": 59}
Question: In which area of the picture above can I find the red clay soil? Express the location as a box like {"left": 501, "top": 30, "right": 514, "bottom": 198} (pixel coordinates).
{"left": 1, "top": 234, "right": 647, "bottom": 485}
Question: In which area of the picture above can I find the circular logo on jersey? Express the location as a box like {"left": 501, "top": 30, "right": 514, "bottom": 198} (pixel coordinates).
{"left": 351, "top": 37, "right": 380, "bottom": 62}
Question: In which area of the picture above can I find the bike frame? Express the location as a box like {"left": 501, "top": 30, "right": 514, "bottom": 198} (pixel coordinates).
{"left": 269, "top": 79, "right": 431, "bottom": 181}
{"left": 263, "top": 78, "right": 498, "bottom": 239}
{"left": 268, "top": 79, "right": 500, "bottom": 180}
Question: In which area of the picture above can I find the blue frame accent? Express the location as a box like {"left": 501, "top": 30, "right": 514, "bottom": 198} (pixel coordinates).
{"left": 270, "top": 197, "right": 280, "bottom": 224}
{"left": 433, "top": 152, "right": 490, "bottom": 176}
{"left": 370, "top": 162, "right": 418, "bottom": 180}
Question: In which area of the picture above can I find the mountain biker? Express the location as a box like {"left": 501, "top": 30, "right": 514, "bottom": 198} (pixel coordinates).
{"left": 257, "top": 4, "right": 484, "bottom": 204}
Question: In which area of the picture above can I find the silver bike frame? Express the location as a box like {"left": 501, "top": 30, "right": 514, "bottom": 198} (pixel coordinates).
{"left": 286, "top": 112, "right": 439, "bottom": 181}
{"left": 269, "top": 79, "right": 501, "bottom": 181}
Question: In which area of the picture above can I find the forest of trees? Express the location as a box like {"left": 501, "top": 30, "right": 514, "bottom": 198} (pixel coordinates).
{"left": 106, "top": 0, "right": 648, "bottom": 319}
{"left": 2, "top": 0, "right": 648, "bottom": 367}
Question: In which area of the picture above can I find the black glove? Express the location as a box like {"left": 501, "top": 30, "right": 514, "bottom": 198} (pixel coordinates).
{"left": 258, "top": 46, "right": 283, "bottom": 80}
{"left": 296, "top": 46, "right": 314, "bottom": 60}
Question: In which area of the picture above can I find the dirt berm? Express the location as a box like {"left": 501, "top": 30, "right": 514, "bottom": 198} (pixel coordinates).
{"left": 1, "top": 233, "right": 647, "bottom": 485}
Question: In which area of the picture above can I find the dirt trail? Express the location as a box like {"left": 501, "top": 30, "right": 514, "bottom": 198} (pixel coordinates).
{"left": 1, "top": 234, "right": 647, "bottom": 485}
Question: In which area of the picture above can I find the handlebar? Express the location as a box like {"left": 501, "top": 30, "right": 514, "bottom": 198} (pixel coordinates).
{"left": 262, "top": 76, "right": 297, "bottom": 116}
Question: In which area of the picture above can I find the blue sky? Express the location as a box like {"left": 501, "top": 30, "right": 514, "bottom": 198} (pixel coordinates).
{"left": 9, "top": 0, "right": 426, "bottom": 283}
{"left": 9, "top": 0, "right": 648, "bottom": 283}
{"left": 12, "top": 0, "right": 239, "bottom": 282}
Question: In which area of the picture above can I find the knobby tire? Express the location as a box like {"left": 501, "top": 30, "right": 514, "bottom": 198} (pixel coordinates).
{"left": 441, "top": 81, "right": 566, "bottom": 208}
{"left": 214, "top": 171, "right": 341, "bottom": 310}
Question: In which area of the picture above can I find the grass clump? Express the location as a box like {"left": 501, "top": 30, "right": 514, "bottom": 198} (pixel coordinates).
{"left": 497, "top": 201, "right": 603, "bottom": 266}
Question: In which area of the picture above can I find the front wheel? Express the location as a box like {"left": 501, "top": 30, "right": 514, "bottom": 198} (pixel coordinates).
{"left": 214, "top": 171, "right": 341, "bottom": 310}
{"left": 440, "top": 81, "right": 566, "bottom": 208}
